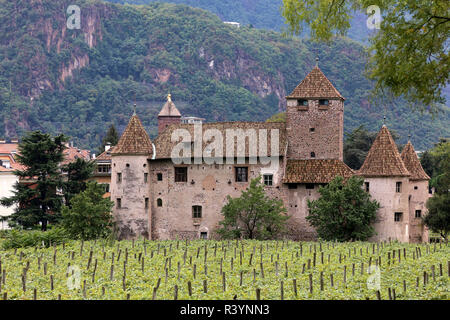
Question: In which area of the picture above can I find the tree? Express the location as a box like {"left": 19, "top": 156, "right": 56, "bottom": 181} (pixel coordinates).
{"left": 61, "top": 182, "right": 114, "bottom": 240}
{"left": 266, "top": 112, "right": 286, "bottom": 123}
{"left": 306, "top": 176, "right": 380, "bottom": 241}
{"left": 0, "top": 131, "right": 67, "bottom": 231}
{"left": 424, "top": 193, "right": 450, "bottom": 243}
{"left": 217, "top": 177, "right": 289, "bottom": 240}
{"left": 281, "top": 0, "right": 449, "bottom": 112}
{"left": 423, "top": 140, "right": 449, "bottom": 242}
{"left": 98, "top": 124, "right": 119, "bottom": 155}
{"left": 420, "top": 150, "right": 434, "bottom": 178}
{"left": 61, "top": 158, "right": 95, "bottom": 207}
{"left": 343, "top": 125, "right": 377, "bottom": 170}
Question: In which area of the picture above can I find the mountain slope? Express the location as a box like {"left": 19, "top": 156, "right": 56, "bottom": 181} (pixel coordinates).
{"left": 0, "top": 0, "right": 448, "bottom": 151}
{"left": 106, "top": 0, "right": 373, "bottom": 43}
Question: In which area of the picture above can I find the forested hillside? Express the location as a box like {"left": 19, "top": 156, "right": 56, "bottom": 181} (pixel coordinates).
{"left": 107, "top": 0, "right": 372, "bottom": 43}
{"left": 0, "top": 0, "right": 448, "bottom": 150}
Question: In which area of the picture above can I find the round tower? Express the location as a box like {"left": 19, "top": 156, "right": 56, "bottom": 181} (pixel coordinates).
{"left": 110, "top": 109, "right": 154, "bottom": 239}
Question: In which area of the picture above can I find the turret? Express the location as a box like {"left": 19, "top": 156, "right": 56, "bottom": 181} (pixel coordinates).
{"left": 158, "top": 94, "right": 181, "bottom": 134}
{"left": 358, "top": 125, "right": 411, "bottom": 242}
{"left": 401, "top": 140, "right": 431, "bottom": 242}
{"left": 110, "top": 111, "right": 154, "bottom": 239}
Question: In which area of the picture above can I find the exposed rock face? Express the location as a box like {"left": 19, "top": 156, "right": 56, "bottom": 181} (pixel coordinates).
{"left": 60, "top": 54, "right": 90, "bottom": 82}
{"left": 7, "top": 0, "right": 110, "bottom": 98}
{"left": 199, "top": 48, "right": 287, "bottom": 111}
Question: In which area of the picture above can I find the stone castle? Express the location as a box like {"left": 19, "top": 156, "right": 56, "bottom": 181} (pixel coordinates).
{"left": 107, "top": 65, "right": 431, "bottom": 242}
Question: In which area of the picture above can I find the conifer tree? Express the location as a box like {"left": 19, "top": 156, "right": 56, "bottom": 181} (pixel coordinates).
{"left": 98, "top": 124, "right": 119, "bottom": 155}
{"left": 0, "top": 131, "right": 68, "bottom": 231}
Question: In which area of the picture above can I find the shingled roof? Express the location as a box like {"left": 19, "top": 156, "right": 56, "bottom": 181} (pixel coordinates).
{"left": 111, "top": 115, "right": 153, "bottom": 156}
{"left": 358, "top": 126, "right": 410, "bottom": 177}
{"left": 283, "top": 159, "right": 354, "bottom": 184}
{"left": 96, "top": 150, "right": 112, "bottom": 162}
{"left": 153, "top": 121, "right": 287, "bottom": 159}
{"left": 158, "top": 95, "right": 181, "bottom": 117}
{"left": 287, "top": 66, "right": 344, "bottom": 100}
{"left": 401, "top": 141, "right": 430, "bottom": 181}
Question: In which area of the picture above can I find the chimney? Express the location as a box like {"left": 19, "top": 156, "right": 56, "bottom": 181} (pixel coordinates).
{"left": 92, "top": 153, "right": 96, "bottom": 160}
{"left": 105, "top": 142, "right": 111, "bottom": 152}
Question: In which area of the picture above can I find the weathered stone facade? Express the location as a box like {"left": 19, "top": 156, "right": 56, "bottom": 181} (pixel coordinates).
{"left": 286, "top": 98, "right": 344, "bottom": 161}
{"left": 109, "top": 65, "right": 430, "bottom": 243}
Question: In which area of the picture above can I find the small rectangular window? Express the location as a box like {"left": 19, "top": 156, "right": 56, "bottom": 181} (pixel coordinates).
{"left": 310, "top": 128, "right": 315, "bottom": 132}
{"left": 157, "top": 173, "right": 163, "bottom": 181}
{"left": 288, "top": 184, "right": 297, "bottom": 189}
{"left": 306, "top": 183, "right": 314, "bottom": 190}
{"left": 394, "top": 212, "right": 402, "bottom": 222}
{"left": 117, "top": 198, "right": 121, "bottom": 209}
{"left": 298, "top": 99, "right": 308, "bottom": 106}
{"left": 144, "top": 173, "right": 148, "bottom": 183}
{"left": 319, "top": 99, "right": 329, "bottom": 106}
{"left": 145, "top": 198, "right": 149, "bottom": 209}
{"left": 414, "top": 186, "right": 418, "bottom": 190}
{"left": 117, "top": 173, "right": 122, "bottom": 183}
{"left": 415, "top": 210, "right": 422, "bottom": 218}
{"left": 396, "top": 182, "right": 402, "bottom": 193}
{"left": 263, "top": 174, "right": 273, "bottom": 186}
{"left": 365, "top": 182, "right": 370, "bottom": 192}
{"left": 235, "top": 167, "right": 248, "bottom": 182}
{"left": 192, "top": 206, "right": 202, "bottom": 218}
{"left": 175, "top": 167, "right": 188, "bottom": 182}
{"left": 200, "top": 232, "right": 208, "bottom": 239}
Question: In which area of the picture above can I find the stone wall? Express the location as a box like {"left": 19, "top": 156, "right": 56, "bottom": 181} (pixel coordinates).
{"left": 158, "top": 116, "right": 181, "bottom": 134}
{"left": 110, "top": 155, "right": 151, "bottom": 239}
{"left": 286, "top": 98, "right": 344, "bottom": 160}
{"left": 148, "top": 158, "right": 286, "bottom": 240}
{"left": 283, "top": 183, "right": 320, "bottom": 240}
{"left": 407, "top": 180, "right": 431, "bottom": 243}
{"left": 364, "top": 177, "right": 411, "bottom": 242}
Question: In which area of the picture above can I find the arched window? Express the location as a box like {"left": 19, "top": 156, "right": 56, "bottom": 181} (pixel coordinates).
{"left": 310, "top": 152, "right": 315, "bottom": 158}
{"left": 157, "top": 198, "right": 163, "bottom": 207}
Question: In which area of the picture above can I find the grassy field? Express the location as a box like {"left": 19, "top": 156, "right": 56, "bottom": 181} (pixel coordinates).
{"left": 0, "top": 239, "right": 448, "bottom": 300}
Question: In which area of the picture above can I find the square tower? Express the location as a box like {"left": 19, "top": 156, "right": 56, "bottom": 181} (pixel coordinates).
{"left": 286, "top": 65, "right": 345, "bottom": 160}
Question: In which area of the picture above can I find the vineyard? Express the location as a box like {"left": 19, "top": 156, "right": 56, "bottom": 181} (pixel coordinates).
{"left": 0, "top": 240, "right": 448, "bottom": 300}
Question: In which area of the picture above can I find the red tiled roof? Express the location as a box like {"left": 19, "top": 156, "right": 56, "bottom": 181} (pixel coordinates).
{"left": 153, "top": 121, "right": 287, "bottom": 159}
{"left": 401, "top": 142, "right": 430, "bottom": 181}
{"left": 96, "top": 150, "right": 112, "bottom": 161}
{"left": 0, "top": 143, "right": 19, "bottom": 154}
{"left": 111, "top": 114, "right": 154, "bottom": 156}
{"left": 287, "top": 66, "right": 344, "bottom": 100}
{"left": 283, "top": 159, "right": 354, "bottom": 183}
{"left": 358, "top": 126, "right": 410, "bottom": 177}
{"left": 62, "top": 146, "right": 90, "bottom": 165}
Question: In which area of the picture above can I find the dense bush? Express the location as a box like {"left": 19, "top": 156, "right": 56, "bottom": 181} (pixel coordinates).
{"left": 1, "top": 228, "right": 70, "bottom": 250}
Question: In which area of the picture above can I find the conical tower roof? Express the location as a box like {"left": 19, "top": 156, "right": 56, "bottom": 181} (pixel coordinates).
{"left": 401, "top": 141, "right": 430, "bottom": 180}
{"left": 111, "top": 114, "right": 153, "bottom": 156}
{"left": 287, "top": 66, "right": 344, "bottom": 100}
{"left": 358, "top": 126, "right": 410, "bottom": 177}
{"left": 158, "top": 94, "right": 181, "bottom": 117}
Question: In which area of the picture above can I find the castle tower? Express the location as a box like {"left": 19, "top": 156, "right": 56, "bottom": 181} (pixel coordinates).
{"left": 286, "top": 61, "right": 345, "bottom": 160}
{"left": 401, "top": 141, "right": 431, "bottom": 242}
{"left": 158, "top": 94, "right": 181, "bottom": 134}
{"left": 358, "top": 125, "right": 411, "bottom": 242}
{"left": 110, "top": 111, "right": 154, "bottom": 239}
